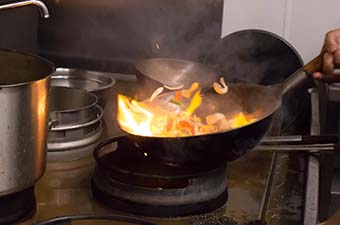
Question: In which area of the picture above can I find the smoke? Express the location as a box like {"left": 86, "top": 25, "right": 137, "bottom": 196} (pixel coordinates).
{"left": 38, "top": 0, "right": 223, "bottom": 72}
{"left": 203, "top": 30, "right": 310, "bottom": 134}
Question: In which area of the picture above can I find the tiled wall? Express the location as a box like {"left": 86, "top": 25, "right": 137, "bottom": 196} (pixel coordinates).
{"left": 222, "top": 0, "right": 340, "bottom": 62}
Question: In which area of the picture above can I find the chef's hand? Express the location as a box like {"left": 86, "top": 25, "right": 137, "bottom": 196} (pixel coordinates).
{"left": 313, "top": 28, "right": 340, "bottom": 79}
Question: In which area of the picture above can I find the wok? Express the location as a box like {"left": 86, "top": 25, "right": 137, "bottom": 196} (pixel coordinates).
{"left": 115, "top": 55, "right": 322, "bottom": 166}
{"left": 134, "top": 58, "right": 220, "bottom": 100}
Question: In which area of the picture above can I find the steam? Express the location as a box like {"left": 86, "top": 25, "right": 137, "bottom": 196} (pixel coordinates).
{"left": 39, "top": 0, "right": 223, "bottom": 72}
{"left": 204, "top": 30, "right": 308, "bottom": 134}
{"left": 204, "top": 31, "right": 300, "bottom": 84}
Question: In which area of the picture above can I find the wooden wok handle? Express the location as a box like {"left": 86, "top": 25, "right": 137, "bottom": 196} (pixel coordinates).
{"left": 303, "top": 54, "right": 323, "bottom": 75}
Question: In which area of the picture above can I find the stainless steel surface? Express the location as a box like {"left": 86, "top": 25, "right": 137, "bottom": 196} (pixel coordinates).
{"left": 48, "top": 100, "right": 103, "bottom": 161}
{"left": 258, "top": 153, "right": 277, "bottom": 221}
{"left": 262, "top": 135, "right": 304, "bottom": 143}
{"left": 281, "top": 68, "right": 308, "bottom": 94}
{"left": 0, "top": 50, "right": 54, "bottom": 196}
{"left": 51, "top": 68, "right": 117, "bottom": 136}
{"left": 51, "top": 68, "right": 116, "bottom": 92}
{"left": 50, "top": 105, "right": 103, "bottom": 131}
{"left": 49, "top": 86, "right": 98, "bottom": 129}
{"left": 303, "top": 87, "right": 320, "bottom": 225}
{"left": 309, "top": 79, "right": 340, "bottom": 224}
{"left": 48, "top": 122, "right": 103, "bottom": 161}
{"left": 255, "top": 144, "right": 336, "bottom": 152}
{"left": 48, "top": 106, "right": 103, "bottom": 142}
{"left": 0, "top": 0, "right": 49, "bottom": 18}
{"left": 304, "top": 156, "right": 320, "bottom": 225}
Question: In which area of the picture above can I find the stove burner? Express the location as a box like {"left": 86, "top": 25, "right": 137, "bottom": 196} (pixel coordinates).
{"left": 0, "top": 186, "right": 36, "bottom": 225}
{"left": 91, "top": 137, "right": 228, "bottom": 217}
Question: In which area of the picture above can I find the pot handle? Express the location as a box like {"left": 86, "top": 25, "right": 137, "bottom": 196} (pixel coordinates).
{"left": 49, "top": 105, "right": 104, "bottom": 131}
{"left": 48, "top": 120, "right": 57, "bottom": 130}
{"left": 93, "top": 136, "right": 128, "bottom": 167}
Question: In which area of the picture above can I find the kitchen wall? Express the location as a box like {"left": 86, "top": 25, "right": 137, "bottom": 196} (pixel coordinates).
{"left": 0, "top": 6, "right": 38, "bottom": 53}
{"left": 222, "top": 0, "right": 340, "bottom": 63}
{"left": 38, "top": 0, "right": 223, "bottom": 73}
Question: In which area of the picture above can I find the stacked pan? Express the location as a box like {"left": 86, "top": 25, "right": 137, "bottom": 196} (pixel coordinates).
{"left": 48, "top": 68, "right": 117, "bottom": 161}
{"left": 50, "top": 68, "right": 117, "bottom": 136}
{"left": 48, "top": 86, "right": 103, "bottom": 161}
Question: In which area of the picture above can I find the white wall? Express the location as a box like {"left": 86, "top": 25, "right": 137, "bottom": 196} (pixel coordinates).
{"left": 222, "top": 0, "right": 340, "bottom": 62}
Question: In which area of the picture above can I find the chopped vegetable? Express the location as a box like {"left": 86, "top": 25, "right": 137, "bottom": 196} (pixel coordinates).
{"left": 219, "top": 77, "right": 228, "bottom": 89}
{"left": 149, "top": 87, "right": 164, "bottom": 102}
{"left": 206, "top": 113, "right": 226, "bottom": 125}
{"left": 213, "top": 77, "right": 228, "bottom": 95}
{"left": 117, "top": 80, "right": 257, "bottom": 138}
{"left": 200, "top": 124, "right": 216, "bottom": 133}
{"left": 219, "top": 118, "right": 232, "bottom": 130}
{"left": 165, "top": 116, "right": 174, "bottom": 131}
{"left": 178, "top": 120, "right": 195, "bottom": 135}
{"left": 189, "top": 82, "right": 199, "bottom": 92}
{"left": 168, "top": 99, "right": 183, "bottom": 106}
{"left": 185, "top": 89, "right": 202, "bottom": 115}
{"left": 174, "top": 91, "right": 182, "bottom": 101}
{"left": 164, "top": 84, "right": 184, "bottom": 90}
{"left": 231, "top": 112, "right": 256, "bottom": 129}
{"left": 182, "top": 82, "right": 199, "bottom": 98}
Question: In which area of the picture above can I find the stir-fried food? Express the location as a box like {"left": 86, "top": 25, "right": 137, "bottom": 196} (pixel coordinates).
{"left": 213, "top": 77, "right": 229, "bottom": 95}
{"left": 117, "top": 80, "right": 257, "bottom": 137}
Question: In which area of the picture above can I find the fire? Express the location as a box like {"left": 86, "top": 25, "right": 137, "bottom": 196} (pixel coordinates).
{"left": 117, "top": 95, "right": 154, "bottom": 136}
{"left": 231, "top": 112, "right": 256, "bottom": 129}
{"left": 117, "top": 83, "right": 257, "bottom": 137}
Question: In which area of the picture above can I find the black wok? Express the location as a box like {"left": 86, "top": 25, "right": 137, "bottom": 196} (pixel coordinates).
{"left": 114, "top": 55, "right": 322, "bottom": 167}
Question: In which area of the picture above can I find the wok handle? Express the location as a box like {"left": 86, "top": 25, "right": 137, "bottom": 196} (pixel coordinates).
{"left": 303, "top": 54, "right": 323, "bottom": 75}
{"left": 282, "top": 54, "right": 323, "bottom": 94}
{"left": 93, "top": 136, "right": 127, "bottom": 162}
{"left": 260, "top": 135, "right": 338, "bottom": 145}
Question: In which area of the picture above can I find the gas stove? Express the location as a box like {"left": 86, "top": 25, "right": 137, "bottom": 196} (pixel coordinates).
{"left": 10, "top": 75, "right": 312, "bottom": 225}
{"left": 91, "top": 136, "right": 228, "bottom": 217}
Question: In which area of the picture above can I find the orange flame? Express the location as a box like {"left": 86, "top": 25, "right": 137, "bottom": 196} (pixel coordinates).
{"left": 117, "top": 84, "right": 257, "bottom": 137}
{"left": 231, "top": 112, "right": 256, "bottom": 129}
{"left": 117, "top": 95, "right": 154, "bottom": 136}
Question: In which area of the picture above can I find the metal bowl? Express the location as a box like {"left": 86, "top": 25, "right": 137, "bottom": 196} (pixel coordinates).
{"left": 51, "top": 68, "right": 116, "bottom": 136}
{"left": 49, "top": 86, "right": 98, "bottom": 129}
{"left": 51, "top": 68, "right": 116, "bottom": 93}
